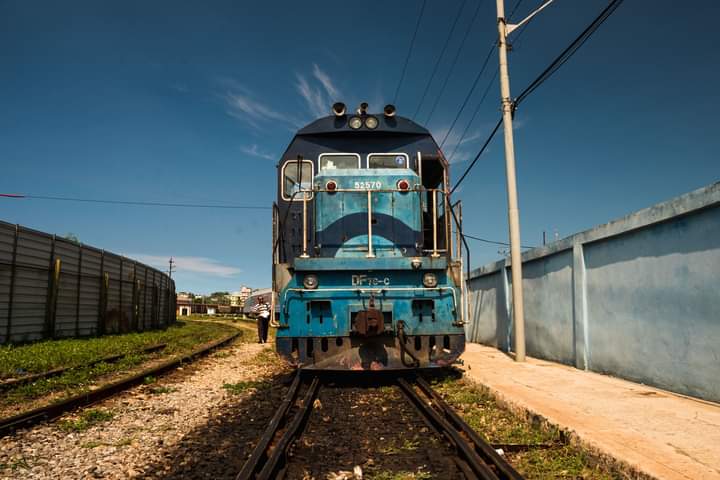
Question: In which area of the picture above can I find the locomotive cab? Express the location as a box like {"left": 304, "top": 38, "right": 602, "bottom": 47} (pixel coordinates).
{"left": 272, "top": 104, "right": 467, "bottom": 370}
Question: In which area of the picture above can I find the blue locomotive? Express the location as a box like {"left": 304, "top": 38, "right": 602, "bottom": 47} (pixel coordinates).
{"left": 272, "top": 102, "right": 466, "bottom": 370}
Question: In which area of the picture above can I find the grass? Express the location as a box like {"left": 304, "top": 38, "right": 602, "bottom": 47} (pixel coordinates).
{"left": 149, "top": 385, "right": 175, "bottom": 395}
{"left": 81, "top": 437, "right": 134, "bottom": 449}
{"left": 432, "top": 377, "right": 621, "bottom": 479}
{"left": 58, "top": 408, "right": 114, "bottom": 432}
{"left": 378, "top": 438, "right": 420, "bottom": 455}
{"left": 371, "top": 471, "right": 432, "bottom": 480}
{"left": 222, "top": 380, "right": 270, "bottom": 394}
{"left": 0, "top": 320, "right": 239, "bottom": 407}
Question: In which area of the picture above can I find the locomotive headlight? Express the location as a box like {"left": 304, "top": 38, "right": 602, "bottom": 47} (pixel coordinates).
{"left": 397, "top": 179, "right": 410, "bottom": 191}
{"left": 364, "top": 116, "right": 378, "bottom": 129}
{"left": 325, "top": 180, "right": 338, "bottom": 193}
{"left": 423, "top": 272, "right": 438, "bottom": 288}
{"left": 303, "top": 274, "right": 319, "bottom": 289}
{"left": 348, "top": 116, "right": 363, "bottom": 129}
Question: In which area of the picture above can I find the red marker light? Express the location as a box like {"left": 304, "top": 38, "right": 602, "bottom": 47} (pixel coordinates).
{"left": 326, "top": 180, "right": 337, "bottom": 192}
{"left": 397, "top": 179, "right": 410, "bottom": 191}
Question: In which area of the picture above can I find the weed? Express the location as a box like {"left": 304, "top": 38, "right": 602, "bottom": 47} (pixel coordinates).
{"left": 251, "top": 348, "right": 278, "bottom": 366}
{"left": 435, "top": 378, "right": 620, "bottom": 479}
{"left": 143, "top": 375, "right": 157, "bottom": 385}
{"left": 81, "top": 441, "right": 102, "bottom": 449}
{"left": 8, "top": 458, "right": 31, "bottom": 471}
{"left": 372, "top": 471, "right": 432, "bottom": 480}
{"left": 149, "top": 386, "right": 175, "bottom": 395}
{"left": 115, "top": 437, "right": 133, "bottom": 447}
{"left": 222, "top": 380, "right": 269, "bottom": 394}
{"left": 58, "top": 408, "right": 114, "bottom": 432}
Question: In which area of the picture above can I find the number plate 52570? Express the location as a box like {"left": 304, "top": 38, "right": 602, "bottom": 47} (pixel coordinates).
{"left": 354, "top": 181, "right": 382, "bottom": 190}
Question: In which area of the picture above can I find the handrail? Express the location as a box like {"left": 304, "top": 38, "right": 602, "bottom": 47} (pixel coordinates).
{"left": 274, "top": 186, "right": 450, "bottom": 262}
{"left": 366, "top": 190, "right": 375, "bottom": 258}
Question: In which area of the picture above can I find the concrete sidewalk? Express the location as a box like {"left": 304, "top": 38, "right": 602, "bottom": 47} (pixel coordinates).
{"left": 460, "top": 343, "right": 720, "bottom": 480}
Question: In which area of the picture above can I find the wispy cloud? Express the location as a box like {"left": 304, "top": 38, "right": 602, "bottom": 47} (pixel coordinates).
{"left": 240, "top": 144, "right": 275, "bottom": 160}
{"left": 296, "top": 74, "right": 327, "bottom": 118}
{"left": 433, "top": 121, "right": 502, "bottom": 164}
{"left": 220, "top": 79, "right": 301, "bottom": 129}
{"left": 312, "top": 63, "right": 341, "bottom": 100}
{"left": 295, "top": 63, "right": 342, "bottom": 118}
{"left": 128, "top": 254, "right": 241, "bottom": 277}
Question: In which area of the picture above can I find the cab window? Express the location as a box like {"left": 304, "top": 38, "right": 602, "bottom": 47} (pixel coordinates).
{"left": 319, "top": 153, "right": 360, "bottom": 170}
{"left": 281, "top": 159, "right": 314, "bottom": 201}
{"left": 368, "top": 153, "right": 409, "bottom": 169}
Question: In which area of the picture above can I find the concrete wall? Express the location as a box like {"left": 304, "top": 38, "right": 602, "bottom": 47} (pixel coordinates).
{"left": 466, "top": 182, "right": 720, "bottom": 402}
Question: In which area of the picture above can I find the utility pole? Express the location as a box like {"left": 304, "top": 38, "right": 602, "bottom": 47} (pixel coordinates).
{"left": 168, "top": 257, "right": 175, "bottom": 279}
{"left": 494, "top": 0, "right": 552, "bottom": 362}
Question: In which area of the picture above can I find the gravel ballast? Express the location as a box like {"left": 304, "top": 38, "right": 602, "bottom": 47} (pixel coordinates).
{"left": 0, "top": 341, "right": 287, "bottom": 479}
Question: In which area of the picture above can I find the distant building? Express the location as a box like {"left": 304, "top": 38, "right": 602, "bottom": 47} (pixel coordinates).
{"left": 176, "top": 293, "right": 193, "bottom": 317}
{"left": 230, "top": 286, "right": 253, "bottom": 307}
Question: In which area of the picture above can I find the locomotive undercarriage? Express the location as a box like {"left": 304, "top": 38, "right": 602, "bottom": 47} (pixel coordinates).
{"left": 276, "top": 332, "right": 465, "bottom": 370}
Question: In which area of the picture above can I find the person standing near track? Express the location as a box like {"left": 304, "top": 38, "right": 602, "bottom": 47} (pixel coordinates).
{"left": 252, "top": 296, "right": 271, "bottom": 344}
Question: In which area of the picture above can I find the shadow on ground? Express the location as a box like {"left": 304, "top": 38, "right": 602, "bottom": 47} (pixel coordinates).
{"left": 141, "top": 369, "right": 295, "bottom": 479}
{"left": 141, "top": 367, "right": 464, "bottom": 479}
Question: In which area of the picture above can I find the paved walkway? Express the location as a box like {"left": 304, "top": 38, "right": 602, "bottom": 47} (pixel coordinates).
{"left": 460, "top": 343, "right": 720, "bottom": 480}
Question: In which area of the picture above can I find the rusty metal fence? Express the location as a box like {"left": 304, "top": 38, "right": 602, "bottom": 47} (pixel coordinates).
{"left": 0, "top": 221, "right": 176, "bottom": 344}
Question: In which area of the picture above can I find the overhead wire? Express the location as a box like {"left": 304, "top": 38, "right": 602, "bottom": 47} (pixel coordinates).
{"left": 447, "top": 8, "right": 534, "bottom": 163}
{"left": 447, "top": 68, "right": 498, "bottom": 163}
{"left": 424, "top": 0, "right": 483, "bottom": 126}
{"left": 450, "top": 0, "right": 625, "bottom": 194}
{"left": 438, "top": 45, "right": 495, "bottom": 149}
{"left": 515, "top": 0, "right": 624, "bottom": 105}
{"left": 412, "top": 0, "right": 468, "bottom": 120}
{"left": 0, "top": 193, "right": 271, "bottom": 210}
{"left": 393, "top": 0, "right": 428, "bottom": 105}
{"left": 465, "top": 233, "right": 535, "bottom": 249}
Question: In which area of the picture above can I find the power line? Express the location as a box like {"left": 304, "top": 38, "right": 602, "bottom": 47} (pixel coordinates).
{"left": 515, "top": 0, "right": 625, "bottom": 106}
{"left": 1, "top": 193, "right": 270, "bottom": 210}
{"left": 428, "top": 0, "right": 523, "bottom": 131}
{"left": 465, "top": 233, "right": 535, "bottom": 249}
{"left": 440, "top": 0, "right": 527, "bottom": 158}
{"left": 412, "top": 0, "right": 468, "bottom": 120}
{"left": 393, "top": 0, "right": 427, "bottom": 105}
{"left": 450, "top": 0, "right": 624, "bottom": 194}
{"left": 447, "top": 68, "right": 498, "bottom": 163}
{"left": 450, "top": 117, "right": 503, "bottom": 195}
{"left": 508, "top": 0, "right": 525, "bottom": 20}
{"left": 424, "top": 0, "right": 483, "bottom": 126}
{"left": 439, "top": 44, "right": 495, "bottom": 148}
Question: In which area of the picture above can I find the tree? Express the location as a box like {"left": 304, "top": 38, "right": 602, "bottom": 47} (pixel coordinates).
{"left": 64, "top": 232, "right": 80, "bottom": 243}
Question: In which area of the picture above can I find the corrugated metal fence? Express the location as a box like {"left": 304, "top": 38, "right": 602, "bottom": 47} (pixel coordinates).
{"left": 0, "top": 221, "right": 176, "bottom": 344}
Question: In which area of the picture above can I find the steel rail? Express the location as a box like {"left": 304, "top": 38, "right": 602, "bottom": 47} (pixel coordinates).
{"left": 237, "top": 374, "right": 321, "bottom": 480}
{"left": 235, "top": 372, "right": 303, "bottom": 480}
{"left": 397, "top": 377, "right": 525, "bottom": 480}
{"left": 414, "top": 377, "right": 525, "bottom": 480}
{"left": 0, "top": 331, "right": 240, "bottom": 437}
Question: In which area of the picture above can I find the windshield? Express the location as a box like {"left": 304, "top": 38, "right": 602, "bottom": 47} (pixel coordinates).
{"left": 368, "top": 153, "right": 408, "bottom": 169}
{"left": 319, "top": 153, "right": 360, "bottom": 170}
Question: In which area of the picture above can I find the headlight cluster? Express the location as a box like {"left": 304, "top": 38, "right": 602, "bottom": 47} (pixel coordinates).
{"left": 423, "top": 272, "right": 438, "bottom": 288}
{"left": 303, "top": 274, "right": 319, "bottom": 289}
{"left": 349, "top": 115, "right": 378, "bottom": 129}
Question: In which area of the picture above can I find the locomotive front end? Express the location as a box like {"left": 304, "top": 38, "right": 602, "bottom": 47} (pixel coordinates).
{"left": 272, "top": 104, "right": 467, "bottom": 370}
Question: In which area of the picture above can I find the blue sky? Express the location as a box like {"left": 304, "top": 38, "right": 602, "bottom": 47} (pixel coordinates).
{"left": 1, "top": 0, "right": 718, "bottom": 294}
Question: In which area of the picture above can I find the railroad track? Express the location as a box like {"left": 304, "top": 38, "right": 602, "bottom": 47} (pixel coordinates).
{"left": 0, "top": 331, "right": 241, "bottom": 437}
{"left": 237, "top": 371, "right": 525, "bottom": 480}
